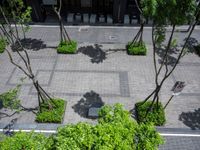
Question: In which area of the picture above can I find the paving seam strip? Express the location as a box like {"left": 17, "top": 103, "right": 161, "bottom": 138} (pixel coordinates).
{"left": 1, "top": 129, "right": 200, "bottom": 137}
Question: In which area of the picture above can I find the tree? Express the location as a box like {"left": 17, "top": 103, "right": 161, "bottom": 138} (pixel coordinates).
{"left": 52, "top": 0, "right": 77, "bottom": 54}
{"left": 0, "top": 0, "right": 55, "bottom": 112}
{"left": 130, "top": 0, "right": 157, "bottom": 46}
{"left": 53, "top": 0, "right": 71, "bottom": 43}
{"left": 139, "top": 0, "right": 200, "bottom": 116}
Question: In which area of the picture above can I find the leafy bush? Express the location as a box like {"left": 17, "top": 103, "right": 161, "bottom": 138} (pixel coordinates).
{"left": 36, "top": 99, "right": 65, "bottom": 123}
{"left": 194, "top": 44, "right": 200, "bottom": 56}
{"left": 54, "top": 123, "right": 96, "bottom": 150}
{"left": 57, "top": 40, "right": 77, "bottom": 54}
{"left": 0, "top": 85, "right": 21, "bottom": 110}
{"left": 135, "top": 101, "right": 166, "bottom": 126}
{"left": 54, "top": 104, "right": 164, "bottom": 150}
{"left": 127, "top": 42, "right": 147, "bottom": 55}
{"left": 0, "top": 38, "right": 7, "bottom": 53}
{"left": 95, "top": 104, "right": 137, "bottom": 150}
{"left": 0, "top": 132, "right": 53, "bottom": 150}
{"left": 135, "top": 123, "right": 164, "bottom": 150}
{"left": 0, "top": 104, "right": 164, "bottom": 150}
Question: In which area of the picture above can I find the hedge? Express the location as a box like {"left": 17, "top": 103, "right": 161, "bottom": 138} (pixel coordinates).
{"left": 0, "top": 104, "right": 164, "bottom": 150}
{"left": 135, "top": 101, "right": 166, "bottom": 126}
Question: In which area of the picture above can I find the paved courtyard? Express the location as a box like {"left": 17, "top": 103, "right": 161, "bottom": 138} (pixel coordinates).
{"left": 0, "top": 26, "right": 200, "bottom": 149}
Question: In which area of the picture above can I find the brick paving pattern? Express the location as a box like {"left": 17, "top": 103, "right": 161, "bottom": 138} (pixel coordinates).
{"left": 0, "top": 26, "right": 200, "bottom": 149}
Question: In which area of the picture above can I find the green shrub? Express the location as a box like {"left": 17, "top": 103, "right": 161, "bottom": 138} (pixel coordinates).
{"left": 0, "top": 104, "right": 164, "bottom": 150}
{"left": 36, "top": 99, "right": 65, "bottom": 123}
{"left": 57, "top": 40, "right": 77, "bottom": 54}
{"left": 95, "top": 104, "right": 137, "bottom": 150}
{"left": 0, "top": 132, "right": 53, "bottom": 150}
{"left": 195, "top": 44, "right": 200, "bottom": 56}
{"left": 0, "top": 85, "right": 21, "bottom": 110}
{"left": 55, "top": 123, "right": 96, "bottom": 150}
{"left": 127, "top": 42, "right": 147, "bottom": 55}
{"left": 135, "top": 101, "right": 166, "bottom": 126}
{"left": 0, "top": 38, "right": 7, "bottom": 53}
{"left": 135, "top": 123, "right": 164, "bottom": 150}
{"left": 54, "top": 104, "right": 164, "bottom": 150}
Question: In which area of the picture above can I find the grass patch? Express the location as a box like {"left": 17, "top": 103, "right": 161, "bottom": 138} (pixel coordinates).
{"left": 135, "top": 101, "right": 166, "bottom": 126}
{"left": 36, "top": 99, "right": 66, "bottom": 123}
{"left": 126, "top": 42, "right": 147, "bottom": 55}
{"left": 0, "top": 38, "right": 7, "bottom": 53}
{"left": 57, "top": 40, "right": 77, "bottom": 54}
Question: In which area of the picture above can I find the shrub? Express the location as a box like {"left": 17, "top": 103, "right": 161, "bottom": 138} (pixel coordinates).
{"left": 0, "top": 85, "right": 21, "bottom": 110}
{"left": 95, "top": 104, "right": 137, "bottom": 150}
{"left": 57, "top": 40, "right": 77, "bottom": 54}
{"left": 0, "top": 104, "right": 164, "bottom": 149}
{"left": 194, "top": 44, "right": 200, "bottom": 56}
{"left": 36, "top": 99, "right": 65, "bottom": 123}
{"left": 54, "top": 123, "right": 96, "bottom": 150}
{"left": 127, "top": 42, "right": 147, "bottom": 55}
{"left": 0, "top": 38, "right": 7, "bottom": 53}
{"left": 135, "top": 101, "right": 166, "bottom": 126}
{"left": 0, "top": 132, "right": 52, "bottom": 150}
{"left": 135, "top": 123, "right": 164, "bottom": 150}
{"left": 54, "top": 104, "right": 164, "bottom": 150}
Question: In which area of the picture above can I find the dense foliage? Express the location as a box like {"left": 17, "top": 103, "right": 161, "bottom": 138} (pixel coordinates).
{"left": 54, "top": 104, "right": 164, "bottom": 150}
{"left": 0, "top": 38, "right": 7, "bottom": 53}
{"left": 141, "top": 0, "right": 158, "bottom": 18}
{"left": 135, "top": 123, "right": 164, "bottom": 150}
{"left": 0, "top": 85, "right": 21, "bottom": 110}
{"left": 127, "top": 42, "right": 147, "bottom": 55}
{"left": 0, "top": 104, "right": 164, "bottom": 150}
{"left": 36, "top": 99, "right": 65, "bottom": 123}
{"left": 1, "top": 0, "right": 32, "bottom": 39}
{"left": 136, "top": 101, "right": 166, "bottom": 126}
{"left": 0, "top": 132, "right": 53, "bottom": 150}
{"left": 57, "top": 40, "right": 77, "bottom": 54}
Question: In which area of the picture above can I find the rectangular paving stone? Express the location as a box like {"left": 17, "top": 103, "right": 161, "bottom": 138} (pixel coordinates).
{"left": 45, "top": 71, "right": 121, "bottom": 96}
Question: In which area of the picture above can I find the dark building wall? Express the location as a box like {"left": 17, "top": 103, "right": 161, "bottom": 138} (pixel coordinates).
{"left": 25, "top": 0, "right": 45, "bottom": 22}
{"left": 113, "top": 0, "right": 127, "bottom": 23}
{"left": 25, "top": 0, "right": 139, "bottom": 23}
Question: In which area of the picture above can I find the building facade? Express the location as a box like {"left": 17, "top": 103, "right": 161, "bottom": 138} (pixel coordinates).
{"left": 25, "top": 0, "right": 140, "bottom": 24}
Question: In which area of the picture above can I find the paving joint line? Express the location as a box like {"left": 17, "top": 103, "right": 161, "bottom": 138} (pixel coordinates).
{"left": 1, "top": 129, "right": 200, "bottom": 137}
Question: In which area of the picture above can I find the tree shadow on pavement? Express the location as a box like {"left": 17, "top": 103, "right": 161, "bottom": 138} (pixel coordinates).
{"left": 156, "top": 46, "right": 179, "bottom": 66}
{"left": 2, "top": 118, "right": 18, "bottom": 136}
{"left": 11, "top": 38, "right": 47, "bottom": 51}
{"left": 183, "top": 37, "right": 199, "bottom": 54}
{"left": 72, "top": 91, "right": 104, "bottom": 118}
{"left": 78, "top": 44, "right": 106, "bottom": 64}
{"left": 179, "top": 108, "right": 200, "bottom": 130}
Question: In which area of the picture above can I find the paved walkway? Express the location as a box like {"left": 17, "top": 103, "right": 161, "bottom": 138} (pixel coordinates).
{"left": 0, "top": 26, "right": 200, "bottom": 149}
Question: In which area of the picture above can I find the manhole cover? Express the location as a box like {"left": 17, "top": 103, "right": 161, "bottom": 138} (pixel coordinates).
{"left": 109, "top": 35, "right": 118, "bottom": 40}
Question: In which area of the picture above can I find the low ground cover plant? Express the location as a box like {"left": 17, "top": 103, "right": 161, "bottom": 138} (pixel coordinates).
{"left": 57, "top": 40, "right": 77, "bottom": 54}
{"left": 0, "top": 38, "right": 6, "bottom": 53}
{"left": 0, "top": 85, "right": 21, "bottom": 110}
{"left": 36, "top": 98, "right": 65, "bottom": 123}
{"left": 127, "top": 42, "right": 147, "bottom": 55}
{"left": 0, "top": 104, "right": 164, "bottom": 150}
{"left": 135, "top": 101, "right": 166, "bottom": 126}
{"left": 0, "top": 132, "right": 53, "bottom": 150}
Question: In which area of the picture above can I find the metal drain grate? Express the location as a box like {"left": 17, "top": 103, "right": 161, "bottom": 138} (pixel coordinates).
{"left": 109, "top": 35, "right": 118, "bottom": 40}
